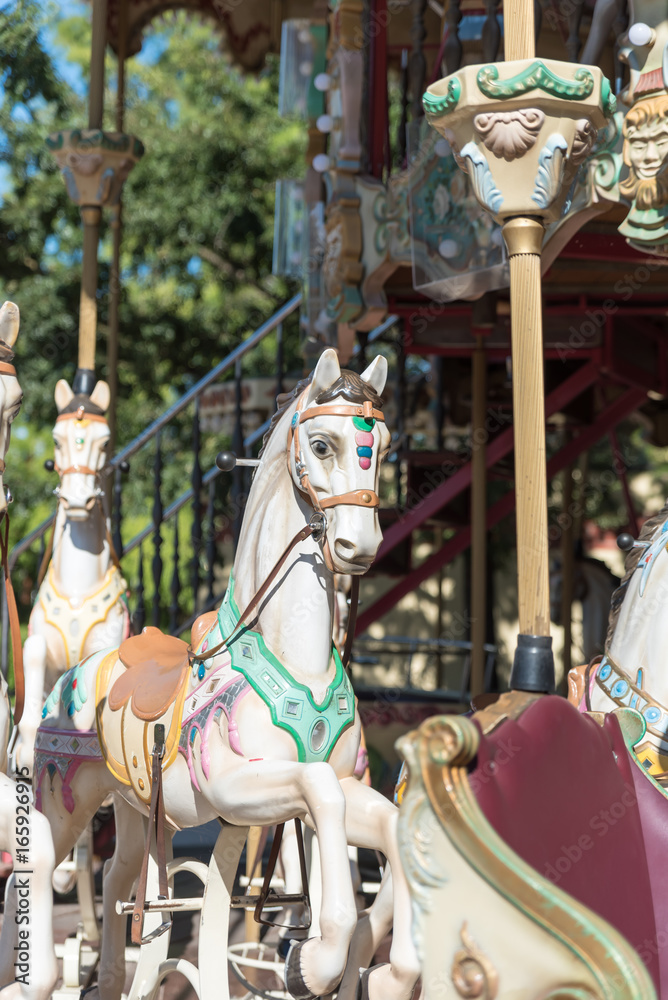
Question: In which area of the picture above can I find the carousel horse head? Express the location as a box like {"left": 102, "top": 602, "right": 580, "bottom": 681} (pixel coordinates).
{"left": 283, "top": 349, "right": 390, "bottom": 574}
{"left": 0, "top": 302, "right": 23, "bottom": 518}
{"left": 52, "top": 378, "right": 110, "bottom": 521}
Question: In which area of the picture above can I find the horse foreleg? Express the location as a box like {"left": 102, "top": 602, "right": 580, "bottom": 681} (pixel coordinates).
{"left": 203, "top": 755, "right": 357, "bottom": 999}
{"left": 0, "top": 773, "right": 57, "bottom": 1000}
{"left": 338, "top": 777, "right": 420, "bottom": 1000}
{"left": 97, "top": 797, "right": 146, "bottom": 1000}
{"left": 12, "top": 636, "right": 47, "bottom": 778}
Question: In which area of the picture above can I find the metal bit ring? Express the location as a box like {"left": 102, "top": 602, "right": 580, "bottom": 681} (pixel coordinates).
{"left": 309, "top": 511, "right": 327, "bottom": 543}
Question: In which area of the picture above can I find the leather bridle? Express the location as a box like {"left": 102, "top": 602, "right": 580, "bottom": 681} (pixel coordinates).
{"left": 37, "top": 407, "right": 119, "bottom": 589}
{"left": 53, "top": 406, "right": 108, "bottom": 480}
{"left": 191, "top": 387, "right": 385, "bottom": 670}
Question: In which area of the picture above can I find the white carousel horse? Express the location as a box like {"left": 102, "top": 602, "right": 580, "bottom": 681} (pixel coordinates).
{"left": 34, "top": 349, "right": 420, "bottom": 1000}
{"left": 0, "top": 302, "right": 58, "bottom": 1000}
{"left": 15, "top": 377, "right": 129, "bottom": 776}
{"left": 569, "top": 502, "right": 668, "bottom": 781}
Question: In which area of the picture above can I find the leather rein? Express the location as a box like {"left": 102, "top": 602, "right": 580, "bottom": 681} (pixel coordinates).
{"left": 190, "top": 388, "right": 385, "bottom": 672}
{"left": 0, "top": 361, "right": 25, "bottom": 726}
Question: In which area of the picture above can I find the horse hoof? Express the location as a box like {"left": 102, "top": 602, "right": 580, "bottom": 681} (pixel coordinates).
{"left": 284, "top": 940, "right": 323, "bottom": 1000}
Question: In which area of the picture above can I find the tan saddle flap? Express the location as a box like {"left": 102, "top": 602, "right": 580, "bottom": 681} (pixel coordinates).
{"left": 109, "top": 627, "right": 190, "bottom": 721}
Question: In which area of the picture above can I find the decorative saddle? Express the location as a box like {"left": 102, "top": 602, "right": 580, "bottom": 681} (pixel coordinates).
{"left": 110, "top": 627, "right": 190, "bottom": 721}
{"left": 97, "top": 628, "right": 191, "bottom": 807}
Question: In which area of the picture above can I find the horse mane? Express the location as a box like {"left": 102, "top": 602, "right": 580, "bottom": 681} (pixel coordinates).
{"left": 58, "top": 393, "right": 106, "bottom": 417}
{"left": 606, "top": 498, "right": 668, "bottom": 648}
{"left": 259, "top": 368, "right": 384, "bottom": 458}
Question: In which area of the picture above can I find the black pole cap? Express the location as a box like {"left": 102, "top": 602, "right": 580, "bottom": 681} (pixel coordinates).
{"left": 617, "top": 533, "right": 635, "bottom": 552}
{"left": 509, "top": 633, "right": 555, "bottom": 693}
{"left": 72, "top": 367, "right": 97, "bottom": 396}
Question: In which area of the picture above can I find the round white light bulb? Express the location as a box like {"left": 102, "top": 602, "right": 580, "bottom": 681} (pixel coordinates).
{"left": 316, "top": 114, "right": 334, "bottom": 133}
{"left": 434, "top": 138, "right": 451, "bottom": 157}
{"left": 629, "top": 22, "right": 654, "bottom": 46}
{"left": 314, "top": 73, "right": 332, "bottom": 92}
{"left": 312, "top": 153, "right": 331, "bottom": 173}
{"left": 438, "top": 239, "right": 459, "bottom": 259}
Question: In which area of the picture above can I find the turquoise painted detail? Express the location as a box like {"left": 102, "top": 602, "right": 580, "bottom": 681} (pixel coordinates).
{"left": 422, "top": 78, "right": 461, "bottom": 117}
{"left": 42, "top": 648, "right": 111, "bottom": 719}
{"left": 61, "top": 658, "right": 89, "bottom": 717}
{"left": 600, "top": 77, "right": 616, "bottom": 118}
{"left": 205, "top": 575, "right": 355, "bottom": 763}
{"left": 459, "top": 142, "right": 504, "bottom": 214}
{"left": 353, "top": 415, "right": 375, "bottom": 431}
{"left": 477, "top": 61, "right": 594, "bottom": 102}
{"left": 531, "top": 134, "right": 568, "bottom": 210}
{"left": 43, "top": 674, "right": 66, "bottom": 719}
{"left": 357, "top": 446, "right": 373, "bottom": 459}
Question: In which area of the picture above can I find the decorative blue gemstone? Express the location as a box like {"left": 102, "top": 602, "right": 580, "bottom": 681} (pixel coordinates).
{"left": 67, "top": 703, "right": 75, "bottom": 716}
{"left": 198, "top": 664, "right": 206, "bottom": 681}
{"left": 644, "top": 706, "right": 662, "bottom": 724}
{"left": 599, "top": 662, "right": 612, "bottom": 681}
{"left": 291, "top": 413, "right": 299, "bottom": 427}
{"left": 42, "top": 707, "right": 47, "bottom": 719}
{"left": 611, "top": 679, "right": 628, "bottom": 698}
{"left": 356, "top": 446, "right": 373, "bottom": 459}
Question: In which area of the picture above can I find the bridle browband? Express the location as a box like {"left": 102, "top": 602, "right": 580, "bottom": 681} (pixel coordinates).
{"left": 190, "top": 387, "right": 385, "bottom": 670}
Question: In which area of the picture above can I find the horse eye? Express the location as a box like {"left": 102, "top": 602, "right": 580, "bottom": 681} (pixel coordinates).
{"left": 312, "top": 439, "right": 329, "bottom": 458}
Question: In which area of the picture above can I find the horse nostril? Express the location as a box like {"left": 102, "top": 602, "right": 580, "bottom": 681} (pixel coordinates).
{"left": 334, "top": 539, "right": 357, "bottom": 560}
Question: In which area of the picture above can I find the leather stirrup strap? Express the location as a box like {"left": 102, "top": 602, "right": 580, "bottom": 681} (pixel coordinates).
{"left": 1, "top": 514, "right": 24, "bottom": 727}
{"left": 132, "top": 725, "right": 169, "bottom": 945}
{"left": 189, "top": 522, "right": 318, "bottom": 664}
{"left": 342, "top": 575, "right": 359, "bottom": 673}
{"left": 253, "top": 819, "right": 311, "bottom": 929}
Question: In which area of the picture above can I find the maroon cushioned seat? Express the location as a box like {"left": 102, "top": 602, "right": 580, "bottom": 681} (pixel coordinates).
{"left": 471, "top": 696, "right": 660, "bottom": 992}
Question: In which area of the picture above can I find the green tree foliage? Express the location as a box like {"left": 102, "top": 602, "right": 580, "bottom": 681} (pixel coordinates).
{"left": 0, "top": 0, "right": 305, "bottom": 626}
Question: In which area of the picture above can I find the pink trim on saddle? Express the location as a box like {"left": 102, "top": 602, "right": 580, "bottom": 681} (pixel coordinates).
{"left": 574, "top": 662, "right": 600, "bottom": 713}
{"left": 179, "top": 672, "right": 251, "bottom": 790}
{"left": 34, "top": 727, "right": 102, "bottom": 814}
{"left": 354, "top": 746, "right": 369, "bottom": 778}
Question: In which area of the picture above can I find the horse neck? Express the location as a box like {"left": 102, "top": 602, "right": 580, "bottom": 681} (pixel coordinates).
{"left": 49, "top": 503, "right": 112, "bottom": 599}
{"left": 231, "top": 409, "right": 335, "bottom": 683}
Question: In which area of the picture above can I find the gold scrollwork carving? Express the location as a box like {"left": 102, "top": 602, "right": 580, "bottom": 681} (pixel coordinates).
{"left": 451, "top": 923, "right": 499, "bottom": 999}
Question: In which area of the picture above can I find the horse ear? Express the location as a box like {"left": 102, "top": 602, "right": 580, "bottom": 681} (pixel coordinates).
{"left": 360, "top": 355, "right": 388, "bottom": 397}
{"left": 307, "top": 349, "right": 341, "bottom": 405}
{"left": 89, "top": 380, "right": 110, "bottom": 413}
{"left": 55, "top": 379, "right": 74, "bottom": 413}
{"left": 0, "top": 302, "right": 20, "bottom": 348}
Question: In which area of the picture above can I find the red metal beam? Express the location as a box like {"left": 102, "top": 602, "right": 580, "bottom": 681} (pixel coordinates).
{"left": 559, "top": 231, "right": 664, "bottom": 264}
{"left": 357, "top": 385, "right": 646, "bottom": 634}
{"left": 375, "top": 360, "right": 600, "bottom": 562}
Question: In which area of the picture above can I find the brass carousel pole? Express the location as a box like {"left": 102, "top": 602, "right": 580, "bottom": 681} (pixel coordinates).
{"left": 107, "top": 0, "right": 128, "bottom": 454}
{"left": 47, "top": 0, "right": 143, "bottom": 399}
{"left": 76, "top": 0, "right": 108, "bottom": 396}
{"left": 423, "top": 0, "right": 614, "bottom": 692}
